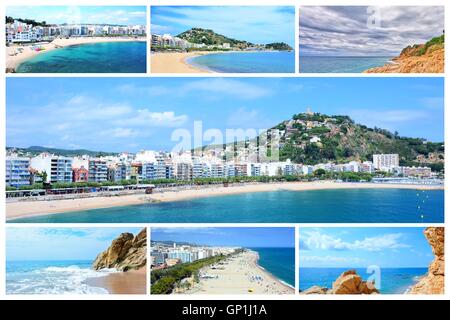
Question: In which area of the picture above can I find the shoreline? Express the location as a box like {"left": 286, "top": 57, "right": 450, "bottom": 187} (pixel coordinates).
{"left": 150, "top": 51, "right": 213, "bottom": 73}
{"left": 150, "top": 50, "right": 290, "bottom": 73}
{"left": 363, "top": 48, "right": 444, "bottom": 73}
{"left": 6, "top": 36, "right": 146, "bottom": 71}
{"left": 6, "top": 181, "right": 443, "bottom": 221}
{"left": 85, "top": 268, "right": 146, "bottom": 295}
{"left": 253, "top": 251, "right": 295, "bottom": 291}
{"left": 177, "top": 250, "right": 294, "bottom": 295}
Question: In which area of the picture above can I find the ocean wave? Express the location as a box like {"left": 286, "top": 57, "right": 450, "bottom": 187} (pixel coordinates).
{"left": 7, "top": 265, "right": 117, "bottom": 295}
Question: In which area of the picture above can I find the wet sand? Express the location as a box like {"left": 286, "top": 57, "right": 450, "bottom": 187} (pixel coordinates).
{"left": 150, "top": 52, "right": 212, "bottom": 73}
{"left": 85, "top": 268, "right": 146, "bottom": 294}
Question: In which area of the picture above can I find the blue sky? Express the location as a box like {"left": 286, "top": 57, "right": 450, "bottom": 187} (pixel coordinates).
{"left": 6, "top": 228, "right": 143, "bottom": 261}
{"left": 300, "top": 228, "right": 433, "bottom": 268}
{"left": 6, "top": 6, "right": 146, "bottom": 25}
{"left": 152, "top": 227, "right": 295, "bottom": 248}
{"left": 151, "top": 6, "right": 295, "bottom": 47}
{"left": 6, "top": 77, "right": 443, "bottom": 152}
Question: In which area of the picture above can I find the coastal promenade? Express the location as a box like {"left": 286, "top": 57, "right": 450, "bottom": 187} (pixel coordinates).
{"left": 5, "top": 181, "right": 444, "bottom": 220}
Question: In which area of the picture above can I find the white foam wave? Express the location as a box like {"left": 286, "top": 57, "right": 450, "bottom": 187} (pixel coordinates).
{"left": 7, "top": 265, "right": 117, "bottom": 295}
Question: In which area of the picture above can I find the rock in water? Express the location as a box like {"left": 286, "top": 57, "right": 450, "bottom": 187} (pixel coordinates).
{"left": 408, "top": 227, "right": 445, "bottom": 294}
{"left": 301, "top": 286, "right": 329, "bottom": 295}
{"left": 93, "top": 228, "right": 147, "bottom": 272}
{"left": 300, "top": 270, "right": 379, "bottom": 295}
{"left": 332, "top": 270, "right": 378, "bottom": 295}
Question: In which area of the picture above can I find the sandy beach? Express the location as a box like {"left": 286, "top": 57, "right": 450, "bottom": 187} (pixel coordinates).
{"left": 6, "top": 181, "right": 443, "bottom": 221}
{"left": 178, "top": 250, "right": 294, "bottom": 295}
{"left": 6, "top": 36, "right": 146, "bottom": 71}
{"left": 150, "top": 51, "right": 213, "bottom": 73}
{"left": 85, "top": 268, "right": 146, "bottom": 294}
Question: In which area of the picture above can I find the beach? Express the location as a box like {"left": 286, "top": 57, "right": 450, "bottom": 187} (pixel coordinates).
{"left": 178, "top": 250, "right": 294, "bottom": 295}
{"left": 85, "top": 268, "right": 147, "bottom": 294}
{"left": 6, "top": 181, "right": 443, "bottom": 221}
{"left": 150, "top": 51, "right": 213, "bottom": 73}
{"left": 6, "top": 36, "right": 146, "bottom": 72}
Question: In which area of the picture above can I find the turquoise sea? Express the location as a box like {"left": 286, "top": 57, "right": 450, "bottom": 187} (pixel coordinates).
{"left": 187, "top": 51, "right": 295, "bottom": 73}
{"left": 6, "top": 260, "right": 115, "bottom": 294}
{"left": 252, "top": 247, "right": 295, "bottom": 288}
{"left": 299, "top": 56, "right": 392, "bottom": 73}
{"left": 16, "top": 41, "right": 146, "bottom": 73}
{"left": 299, "top": 267, "right": 427, "bottom": 294}
{"left": 10, "top": 188, "right": 444, "bottom": 223}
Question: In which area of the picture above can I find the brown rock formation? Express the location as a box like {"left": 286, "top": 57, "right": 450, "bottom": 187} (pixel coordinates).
{"left": 93, "top": 228, "right": 147, "bottom": 272}
{"left": 408, "top": 227, "right": 445, "bottom": 294}
{"left": 364, "top": 40, "right": 444, "bottom": 73}
{"left": 301, "top": 285, "right": 329, "bottom": 295}
{"left": 300, "top": 270, "right": 379, "bottom": 295}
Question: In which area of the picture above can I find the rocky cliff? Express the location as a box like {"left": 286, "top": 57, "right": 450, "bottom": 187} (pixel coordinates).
{"left": 93, "top": 228, "right": 147, "bottom": 272}
{"left": 364, "top": 35, "right": 444, "bottom": 73}
{"left": 300, "top": 270, "right": 379, "bottom": 295}
{"left": 408, "top": 227, "right": 445, "bottom": 294}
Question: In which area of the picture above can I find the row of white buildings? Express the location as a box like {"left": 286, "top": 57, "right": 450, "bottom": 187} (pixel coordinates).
{"left": 5, "top": 151, "right": 434, "bottom": 188}
{"left": 151, "top": 242, "right": 236, "bottom": 268}
{"left": 6, "top": 19, "right": 146, "bottom": 43}
{"left": 151, "top": 33, "right": 231, "bottom": 50}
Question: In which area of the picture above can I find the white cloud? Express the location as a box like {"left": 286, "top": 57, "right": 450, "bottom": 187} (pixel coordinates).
{"left": 300, "top": 230, "right": 410, "bottom": 252}
{"left": 300, "top": 6, "right": 444, "bottom": 56}
{"left": 7, "top": 94, "right": 188, "bottom": 149}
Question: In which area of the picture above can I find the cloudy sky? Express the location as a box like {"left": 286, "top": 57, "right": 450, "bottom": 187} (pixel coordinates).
{"left": 299, "top": 228, "right": 432, "bottom": 268}
{"left": 151, "top": 6, "right": 295, "bottom": 46}
{"left": 6, "top": 228, "right": 142, "bottom": 261}
{"left": 152, "top": 227, "right": 295, "bottom": 248}
{"left": 6, "top": 6, "right": 146, "bottom": 25}
{"left": 6, "top": 77, "right": 443, "bottom": 153}
{"left": 299, "top": 6, "right": 444, "bottom": 56}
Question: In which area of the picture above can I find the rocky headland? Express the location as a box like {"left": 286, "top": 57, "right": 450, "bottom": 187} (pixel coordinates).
{"left": 408, "top": 227, "right": 444, "bottom": 294}
{"left": 93, "top": 228, "right": 147, "bottom": 272}
{"left": 364, "top": 35, "right": 444, "bottom": 73}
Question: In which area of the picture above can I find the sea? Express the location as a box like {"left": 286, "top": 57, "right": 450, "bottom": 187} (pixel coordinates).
{"left": 252, "top": 247, "right": 295, "bottom": 288}
{"left": 299, "top": 267, "right": 428, "bottom": 294}
{"left": 187, "top": 51, "right": 295, "bottom": 73}
{"left": 10, "top": 188, "right": 444, "bottom": 223}
{"left": 16, "top": 41, "right": 146, "bottom": 73}
{"left": 299, "top": 56, "right": 392, "bottom": 73}
{"left": 6, "top": 260, "right": 115, "bottom": 294}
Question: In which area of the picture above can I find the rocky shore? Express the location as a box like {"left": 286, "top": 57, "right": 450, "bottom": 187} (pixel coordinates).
{"left": 364, "top": 35, "right": 444, "bottom": 73}
{"left": 300, "top": 270, "right": 379, "bottom": 295}
{"left": 408, "top": 227, "right": 444, "bottom": 294}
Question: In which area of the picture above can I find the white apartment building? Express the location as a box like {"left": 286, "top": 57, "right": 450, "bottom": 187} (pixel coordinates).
{"left": 6, "top": 156, "right": 31, "bottom": 187}
{"left": 88, "top": 159, "right": 108, "bottom": 183}
{"left": 247, "top": 163, "right": 261, "bottom": 177}
{"left": 30, "top": 153, "right": 73, "bottom": 183}
{"left": 373, "top": 154, "right": 400, "bottom": 170}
